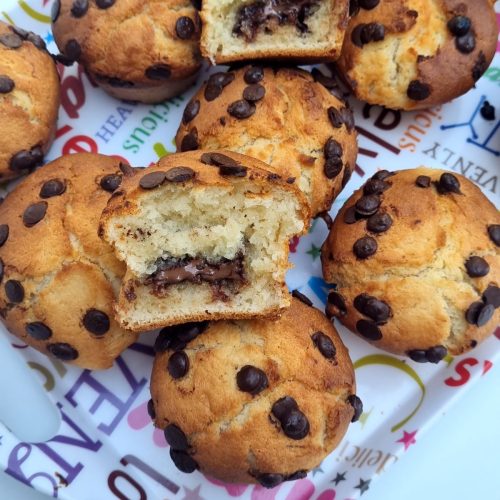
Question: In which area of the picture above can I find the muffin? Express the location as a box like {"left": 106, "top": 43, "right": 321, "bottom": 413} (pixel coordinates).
{"left": 200, "top": 0, "right": 350, "bottom": 64}
{"left": 149, "top": 296, "right": 361, "bottom": 486}
{"left": 337, "top": 0, "right": 498, "bottom": 110}
{"left": 321, "top": 167, "right": 500, "bottom": 362}
{"left": 0, "top": 153, "right": 138, "bottom": 369}
{"left": 99, "top": 150, "right": 309, "bottom": 332}
{"left": 175, "top": 65, "right": 358, "bottom": 218}
{"left": 51, "top": 0, "right": 202, "bottom": 103}
{"left": 0, "top": 21, "right": 59, "bottom": 180}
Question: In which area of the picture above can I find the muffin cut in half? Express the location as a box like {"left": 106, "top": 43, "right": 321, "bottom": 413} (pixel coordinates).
{"left": 100, "top": 150, "right": 309, "bottom": 331}
{"left": 200, "top": 0, "right": 350, "bottom": 64}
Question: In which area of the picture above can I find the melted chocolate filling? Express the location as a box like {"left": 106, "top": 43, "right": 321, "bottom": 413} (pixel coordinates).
{"left": 145, "top": 254, "right": 245, "bottom": 293}
{"left": 233, "top": 0, "right": 320, "bottom": 42}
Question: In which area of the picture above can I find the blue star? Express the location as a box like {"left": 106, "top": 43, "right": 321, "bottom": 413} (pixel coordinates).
{"left": 331, "top": 471, "right": 347, "bottom": 485}
{"left": 312, "top": 466, "right": 323, "bottom": 476}
{"left": 355, "top": 478, "right": 371, "bottom": 495}
{"left": 44, "top": 31, "right": 54, "bottom": 44}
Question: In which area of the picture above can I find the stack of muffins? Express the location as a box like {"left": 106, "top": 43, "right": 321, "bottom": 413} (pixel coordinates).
{"left": 0, "top": 0, "right": 498, "bottom": 488}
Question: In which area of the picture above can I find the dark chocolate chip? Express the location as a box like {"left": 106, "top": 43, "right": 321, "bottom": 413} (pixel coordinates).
{"left": 356, "top": 295, "right": 391, "bottom": 323}
{"left": 327, "top": 107, "right": 343, "bottom": 128}
{"left": 155, "top": 322, "right": 207, "bottom": 352}
{"left": 146, "top": 64, "right": 171, "bottom": 80}
{"left": 447, "top": 15, "right": 471, "bottom": 36}
{"left": 324, "top": 157, "right": 343, "bottom": 179}
{"left": 40, "top": 179, "right": 67, "bottom": 198}
{"left": 360, "top": 23, "right": 385, "bottom": 44}
{"left": 64, "top": 39, "right": 81, "bottom": 62}
{"left": 455, "top": 32, "right": 475, "bottom": 54}
{"left": 26, "top": 32, "right": 46, "bottom": 51}
{"left": 95, "top": 0, "right": 115, "bottom": 8}
{"left": 312, "top": 68, "right": 339, "bottom": 91}
{"left": 477, "top": 304, "right": 494, "bottom": 327}
{"left": 287, "top": 471, "right": 307, "bottom": 481}
{"left": 340, "top": 107, "right": 355, "bottom": 132}
{"left": 25, "top": 322, "right": 52, "bottom": 340}
{"left": 327, "top": 291, "right": 347, "bottom": 316}
{"left": 244, "top": 66, "right": 264, "bottom": 84}
{"left": 23, "top": 202, "right": 48, "bottom": 227}
{"left": 169, "top": 449, "right": 198, "bottom": 473}
{"left": 347, "top": 394, "right": 363, "bottom": 422}
{"left": 228, "top": 99, "right": 256, "bottom": 119}
{"left": 165, "top": 167, "right": 195, "bottom": 183}
{"left": 204, "top": 72, "right": 235, "bottom": 101}
{"left": 465, "top": 301, "right": 484, "bottom": 324}
{"left": 353, "top": 236, "right": 377, "bottom": 259}
{"left": 480, "top": 101, "right": 495, "bottom": 121}
{"left": 0, "top": 225, "right": 9, "bottom": 247}
{"left": 349, "top": 0, "right": 360, "bottom": 16}
{"left": 408, "top": 350, "right": 428, "bottom": 363}
{"left": 0, "top": 33, "right": 22, "bottom": 49}
{"left": 100, "top": 174, "right": 122, "bottom": 193}
{"left": 180, "top": 129, "right": 199, "bottom": 152}
{"left": 470, "top": 340, "right": 478, "bottom": 348}
{"left": 342, "top": 165, "right": 352, "bottom": 188}
{"left": 465, "top": 256, "right": 489, "bottom": 278}
{"left": 355, "top": 194, "right": 381, "bottom": 217}
{"left": 47, "top": 343, "right": 79, "bottom": 361}
{"left": 356, "top": 319, "right": 382, "bottom": 340}
{"left": 363, "top": 179, "right": 389, "bottom": 195}
{"left": 255, "top": 473, "right": 284, "bottom": 489}
{"left": 415, "top": 175, "right": 431, "bottom": 188}
{"left": 219, "top": 164, "right": 248, "bottom": 177}
{"left": 82, "top": 309, "right": 110, "bottom": 335}
{"left": 487, "top": 225, "right": 500, "bottom": 246}
{"left": 140, "top": 171, "right": 167, "bottom": 189}
{"left": 372, "top": 170, "right": 394, "bottom": 181}
{"left": 437, "top": 173, "right": 461, "bottom": 194}
{"left": 281, "top": 409, "right": 310, "bottom": 440}
{"left": 351, "top": 24, "right": 366, "bottom": 47}
{"left": 318, "top": 211, "right": 333, "bottom": 230}
{"left": 271, "top": 396, "right": 298, "bottom": 421}
{"left": 472, "top": 51, "right": 488, "bottom": 82}
{"left": 483, "top": 285, "right": 500, "bottom": 308}
{"left": 182, "top": 99, "right": 200, "bottom": 124}
{"left": 243, "top": 84, "right": 265, "bottom": 102}
{"left": 367, "top": 212, "right": 392, "bottom": 233}
{"left": 236, "top": 365, "right": 269, "bottom": 395}
{"left": 71, "top": 0, "right": 89, "bottom": 17}
{"left": 51, "top": 0, "right": 61, "bottom": 22}
{"left": 147, "top": 399, "right": 155, "bottom": 420}
{"left": 200, "top": 152, "right": 239, "bottom": 168}
{"left": 292, "top": 289, "right": 313, "bottom": 307}
{"left": 176, "top": 16, "right": 195, "bottom": 39}
{"left": 407, "top": 80, "right": 431, "bottom": 101}
{"left": 359, "top": 0, "right": 379, "bottom": 8}
{"left": 324, "top": 138, "right": 343, "bottom": 159}
{"left": 344, "top": 206, "right": 360, "bottom": 224}
{"left": 168, "top": 351, "right": 189, "bottom": 379}
{"left": 311, "top": 331, "right": 336, "bottom": 359}
{"left": 0, "top": 76, "right": 15, "bottom": 94}
{"left": 9, "top": 147, "right": 43, "bottom": 171}
{"left": 164, "top": 424, "right": 189, "bottom": 451}
{"left": 426, "top": 345, "right": 447, "bottom": 364}
{"left": 5, "top": 280, "right": 24, "bottom": 303}
{"left": 119, "top": 162, "right": 135, "bottom": 177}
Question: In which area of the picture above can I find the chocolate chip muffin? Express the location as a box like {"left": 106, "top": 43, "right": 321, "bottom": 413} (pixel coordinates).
{"left": 200, "top": 0, "right": 350, "bottom": 64}
{"left": 337, "top": 0, "right": 498, "bottom": 110}
{"left": 51, "top": 0, "right": 202, "bottom": 103}
{"left": 175, "top": 66, "right": 358, "bottom": 218}
{"left": 0, "top": 21, "right": 59, "bottom": 181}
{"left": 99, "top": 150, "right": 309, "bottom": 332}
{"left": 149, "top": 296, "right": 360, "bottom": 486}
{"left": 321, "top": 168, "right": 500, "bottom": 362}
{"left": 0, "top": 153, "right": 138, "bottom": 369}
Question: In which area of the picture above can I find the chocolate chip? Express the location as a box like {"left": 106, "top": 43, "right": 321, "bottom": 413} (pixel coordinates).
{"left": 351, "top": 24, "right": 366, "bottom": 47}
{"left": 483, "top": 285, "right": 500, "bottom": 308}
{"left": 408, "top": 350, "right": 428, "bottom": 363}
{"left": 344, "top": 206, "right": 360, "bottom": 224}
{"left": 311, "top": 331, "right": 336, "bottom": 359}
{"left": 477, "top": 304, "right": 495, "bottom": 327}
{"left": 0, "top": 76, "right": 14, "bottom": 94}
{"left": 292, "top": 289, "right": 313, "bottom": 307}
{"left": 0, "top": 225, "right": 9, "bottom": 247}
{"left": 200, "top": 152, "right": 239, "bottom": 168}
{"left": 254, "top": 473, "right": 284, "bottom": 488}
{"left": 9, "top": 147, "right": 43, "bottom": 171}
{"left": 204, "top": 72, "right": 235, "bottom": 101}
{"left": 407, "top": 80, "right": 431, "bottom": 101}
{"left": 470, "top": 340, "right": 478, "bottom": 348}
{"left": 312, "top": 68, "right": 339, "bottom": 91}
{"left": 47, "top": 343, "right": 79, "bottom": 361}
{"left": 327, "top": 291, "right": 347, "bottom": 316}
{"left": 318, "top": 211, "right": 333, "bottom": 230}
{"left": 5, "top": 280, "right": 24, "bottom": 303}
{"left": 324, "top": 138, "right": 343, "bottom": 159}
{"left": 360, "top": 23, "right": 385, "bottom": 44}
{"left": 271, "top": 396, "right": 298, "bottom": 421}
{"left": 64, "top": 39, "right": 81, "bottom": 62}
{"left": 164, "top": 424, "right": 189, "bottom": 450}
{"left": 147, "top": 399, "right": 155, "bottom": 420}
{"left": 465, "top": 256, "right": 489, "bottom": 278}
{"left": 51, "top": 0, "right": 61, "bottom": 22}
{"left": 480, "top": 101, "right": 495, "bottom": 121}
{"left": 281, "top": 409, "right": 310, "bottom": 440}
{"left": 415, "top": 175, "right": 431, "bottom": 188}
{"left": 488, "top": 225, "right": 500, "bottom": 246}
{"left": 146, "top": 64, "right": 171, "bottom": 80}
{"left": 26, "top": 32, "right": 46, "bottom": 51}
{"left": 0, "top": 259, "right": 3, "bottom": 284}
{"left": 363, "top": 179, "right": 389, "bottom": 195}
{"left": 228, "top": 100, "right": 256, "bottom": 119}
{"left": 465, "top": 301, "right": 484, "bottom": 324}
{"left": 82, "top": 309, "right": 110, "bottom": 335}
{"left": 71, "top": 0, "right": 89, "bottom": 17}
{"left": 100, "top": 174, "right": 121, "bottom": 193}
{"left": 359, "top": 0, "right": 379, "bottom": 8}
{"left": 23, "top": 202, "right": 48, "bottom": 227}
{"left": 182, "top": 99, "right": 200, "bottom": 124}
{"left": 95, "top": 0, "right": 115, "bottom": 8}
{"left": 324, "top": 157, "right": 343, "bottom": 179}
{"left": 39, "top": 179, "right": 66, "bottom": 198}
{"left": 437, "top": 173, "right": 461, "bottom": 194}
{"left": 372, "top": 170, "right": 394, "bottom": 181}
{"left": 243, "top": 84, "right": 265, "bottom": 102}
{"left": 287, "top": 471, "right": 307, "bottom": 481}
{"left": 169, "top": 449, "right": 198, "bottom": 473}
{"left": 244, "top": 66, "right": 264, "bottom": 84}
{"left": 340, "top": 107, "right": 355, "bottom": 132}
{"left": 456, "top": 32, "right": 475, "bottom": 54}
{"left": 355, "top": 294, "right": 391, "bottom": 323}
{"left": 219, "top": 164, "right": 248, "bottom": 177}
{"left": 349, "top": 0, "right": 360, "bottom": 15}
{"left": 447, "top": 15, "right": 471, "bottom": 36}
{"left": 328, "top": 107, "right": 343, "bottom": 128}
{"left": 176, "top": 16, "right": 195, "bottom": 39}
{"left": 353, "top": 236, "right": 377, "bottom": 259}
{"left": 355, "top": 195, "right": 381, "bottom": 217}
{"left": 342, "top": 165, "right": 352, "bottom": 188}
{"left": 426, "top": 345, "right": 447, "bottom": 364}
{"left": 472, "top": 51, "right": 487, "bottom": 82}
{"left": 366, "top": 212, "right": 392, "bottom": 233}
{"left": 168, "top": 351, "right": 189, "bottom": 379}
{"left": 140, "top": 171, "right": 166, "bottom": 189}
{"left": 347, "top": 395, "right": 363, "bottom": 422}
{"left": 356, "top": 319, "right": 382, "bottom": 340}
{"left": 155, "top": 322, "right": 208, "bottom": 352}
{"left": 25, "top": 322, "right": 52, "bottom": 341}
{"left": 0, "top": 33, "right": 22, "bottom": 49}
{"left": 180, "top": 129, "right": 199, "bottom": 152}
{"left": 119, "top": 162, "right": 135, "bottom": 177}
{"left": 165, "top": 167, "right": 195, "bottom": 183}
{"left": 236, "top": 365, "right": 269, "bottom": 395}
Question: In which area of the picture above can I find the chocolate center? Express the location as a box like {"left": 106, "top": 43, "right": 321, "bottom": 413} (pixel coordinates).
{"left": 233, "top": 0, "right": 320, "bottom": 42}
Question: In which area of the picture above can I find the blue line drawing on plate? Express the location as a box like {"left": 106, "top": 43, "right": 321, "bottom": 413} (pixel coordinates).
{"left": 440, "top": 95, "right": 500, "bottom": 157}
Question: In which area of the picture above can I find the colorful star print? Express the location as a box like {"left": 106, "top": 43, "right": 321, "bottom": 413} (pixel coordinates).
{"left": 306, "top": 243, "right": 321, "bottom": 260}
{"left": 354, "top": 478, "right": 371, "bottom": 495}
{"left": 397, "top": 430, "right": 418, "bottom": 451}
{"left": 331, "top": 471, "right": 347, "bottom": 486}
{"left": 182, "top": 484, "right": 205, "bottom": 500}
